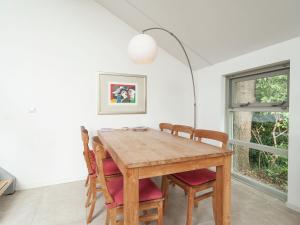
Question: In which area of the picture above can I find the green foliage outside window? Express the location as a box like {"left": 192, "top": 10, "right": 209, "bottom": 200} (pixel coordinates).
{"left": 248, "top": 75, "right": 288, "bottom": 192}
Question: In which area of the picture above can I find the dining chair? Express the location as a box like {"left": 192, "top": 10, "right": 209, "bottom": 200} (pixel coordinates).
{"left": 81, "top": 126, "right": 100, "bottom": 223}
{"left": 164, "top": 124, "right": 194, "bottom": 189}
{"left": 80, "top": 126, "right": 121, "bottom": 224}
{"left": 172, "top": 124, "right": 194, "bottom": 139}
{"left": 93, "top": 136, "right": 165, "bottom": 225}
{"left": 159, "top": 123, "right": 173, "bottom": 133}
{"left": 162, "top": 129, "right": 228, "bottom": 225}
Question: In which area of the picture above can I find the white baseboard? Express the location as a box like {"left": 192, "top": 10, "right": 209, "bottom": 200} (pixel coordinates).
{"left": 286, "top": 202, "right": 300, "bottom": 213}
{"left": 15, "top": 176, "right": 86, "bottom": 190}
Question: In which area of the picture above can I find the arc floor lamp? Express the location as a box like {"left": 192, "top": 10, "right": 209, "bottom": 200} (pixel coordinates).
{"left": 128, "top": 27, "right": 196, "bottom": 128}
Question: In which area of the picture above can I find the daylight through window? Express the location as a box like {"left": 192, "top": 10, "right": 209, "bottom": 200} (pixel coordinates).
{"left": 226, "top": 62, "right": 289, "bottom": 193}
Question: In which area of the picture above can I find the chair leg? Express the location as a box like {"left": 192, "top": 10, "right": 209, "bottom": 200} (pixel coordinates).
{"left": 85, "top": 175, "right": 89, "bottom": 187}
{"left": 163, "top": 179, "right": 169, "bottom": 212}
{"left": 161, "top": 176, "right": 169, "bottom": 212}
{"left": 87, "top": 178, "right": 96, "bottom": 224}
{"left": 87, "top": 199, "right": 96, "bottom": 223}
{"left": 85, "top": 185, "right": 92, "bottom": 208}
{"left": 212, "top": 192, "right": 217, "bottom": 224}
{"left": 86, "top": 186, "right": 90, "bottom": 196}
{"left": 105, "top": 210, "right": 110, "bottom": 225}
{"left": 86, "top": 176, "right": 90, "bottom": 197}
{"left": 194, "top": 193, "right": 198, "bottom": 208}
{"left": 110, "top": 208, "right": 117, "bottom": 225}
{"left": 186, "top": 189, "right": 194, "bottom": 225}
{"left": 157, "top": 201, "right": 164, "bottom": 225}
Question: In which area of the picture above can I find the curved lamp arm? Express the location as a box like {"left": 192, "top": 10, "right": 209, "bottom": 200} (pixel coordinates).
{"left": 143, "top": 27, "right": 196, "bottom": 128}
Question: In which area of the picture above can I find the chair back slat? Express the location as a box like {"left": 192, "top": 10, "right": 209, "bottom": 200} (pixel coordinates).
{"left": 172, "top": 124, "right": 194, "bottom": 139}
{"left": 80, "top": 126, "right": 94, "bottom": 175}
{"left": 159, "top": 123, "right": 173, "bottom": 133}
{"left": 92, "top": 136, "right": 114, "bottom": 204}
{"left": 193, "top": 129, "right": 228, "bottom": 149}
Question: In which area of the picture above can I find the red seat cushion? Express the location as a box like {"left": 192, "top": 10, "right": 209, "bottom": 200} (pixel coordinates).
{"left": 173, "top": 169, "right": 216, "bottom": 186}
{"left": 103, "top": 158, "right": 121, "bottom": 176}
{"left": 106, "top": 177, "right": 162, "bottom": 208}
{"left": 88, "top": 152, "right": 120, "bottom": 176}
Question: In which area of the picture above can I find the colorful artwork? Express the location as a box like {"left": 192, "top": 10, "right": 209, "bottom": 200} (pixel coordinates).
{"left": 98, "top": 73, "right": 146, "bottom": 114}
{"left": 109, "top": 83, "right": 136, "bottom": 104}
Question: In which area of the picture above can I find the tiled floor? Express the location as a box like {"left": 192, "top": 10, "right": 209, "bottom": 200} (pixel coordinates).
{"left": 0, "top": 179, "right": 299, "bottom": 225}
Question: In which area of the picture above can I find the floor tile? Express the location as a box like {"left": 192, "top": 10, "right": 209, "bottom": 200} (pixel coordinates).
{"left": 0, "top": 179, "right": 300, "bottom": 225}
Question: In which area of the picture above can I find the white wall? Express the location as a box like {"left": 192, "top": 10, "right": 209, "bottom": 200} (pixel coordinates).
{"left": 195, "top": 37, "right": 300, "bottom": 211}
{"left": 0, "top": 0, "right": 193, "bottom": 189}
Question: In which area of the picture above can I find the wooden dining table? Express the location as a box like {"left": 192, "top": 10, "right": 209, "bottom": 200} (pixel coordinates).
{"left": 98, "top": 128, "right": 233, "bottom": 225}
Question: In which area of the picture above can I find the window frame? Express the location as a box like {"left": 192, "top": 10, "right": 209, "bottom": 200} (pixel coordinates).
{"left": 225, "top": 60, "right": 290, "bottom": 200}
{"left": 229, "top": 67, "right": 290, "bottom": 110}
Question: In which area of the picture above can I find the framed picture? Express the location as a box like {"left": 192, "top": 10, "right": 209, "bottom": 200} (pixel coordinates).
{"left": 98, "top": 72, "right": 147, "bottom": 114}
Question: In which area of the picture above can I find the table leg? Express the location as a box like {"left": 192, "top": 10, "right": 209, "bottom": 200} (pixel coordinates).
{"left": 124, "top": 168, "right": 139, "bottom": 225}
{"left": 216, "top": 155, "right": 232, "bottom": 225}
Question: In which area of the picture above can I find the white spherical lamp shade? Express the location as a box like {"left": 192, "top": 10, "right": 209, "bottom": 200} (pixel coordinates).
{"left": 128, "top": 34, "right": 158, "bottom": 64}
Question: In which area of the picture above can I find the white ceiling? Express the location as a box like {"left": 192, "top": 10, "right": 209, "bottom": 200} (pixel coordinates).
{"left": 95, "top": 0, "right": 300, "bottom": 70}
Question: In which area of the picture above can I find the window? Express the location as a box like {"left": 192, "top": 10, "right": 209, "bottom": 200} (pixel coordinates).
{"left": 226, "top": 61, "right": 289, "bottom": 197}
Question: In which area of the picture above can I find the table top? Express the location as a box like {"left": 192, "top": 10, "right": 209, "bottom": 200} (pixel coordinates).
{"left": 98, "top": 128, "right": 232, "bottom": 168}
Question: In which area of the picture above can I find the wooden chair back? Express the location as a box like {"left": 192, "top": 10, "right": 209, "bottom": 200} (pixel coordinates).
{"left": 92, "top": 136, "right": 114, "bottom": 204}
{"left": 80, "top": 126, "right": 94, "bottom": 175}
{"left": 193, "top": 129, "right": 228, "bottom": 149}
{"left": 159, "top": 123, "right": 173, "bottom": 133}
{"left": 172, "top": 124, "right": 194, "bottom": 139}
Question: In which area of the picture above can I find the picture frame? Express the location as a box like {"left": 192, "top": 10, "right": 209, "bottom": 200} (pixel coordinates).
{"left": 98, "top": 72, "right": 147, "bottom": 114}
